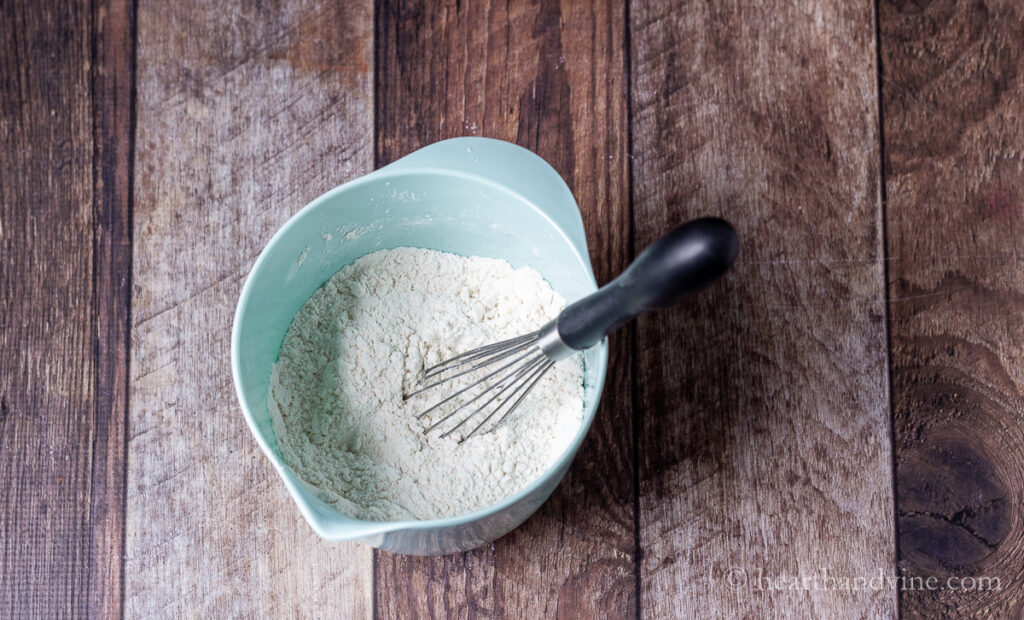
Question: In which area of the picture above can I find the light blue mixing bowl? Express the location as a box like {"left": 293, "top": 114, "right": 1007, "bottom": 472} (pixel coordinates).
{"left": 231, "top": 137, "right": 608, "bottom": 555}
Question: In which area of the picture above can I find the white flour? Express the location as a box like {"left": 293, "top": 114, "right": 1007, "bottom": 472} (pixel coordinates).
{"left": 268, "top": 247, "right": 585, "bottom": 521}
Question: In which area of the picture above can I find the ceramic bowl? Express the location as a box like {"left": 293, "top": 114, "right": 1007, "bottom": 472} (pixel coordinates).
{"left": 231, "top": 137, "right": 608, "bottom": 555}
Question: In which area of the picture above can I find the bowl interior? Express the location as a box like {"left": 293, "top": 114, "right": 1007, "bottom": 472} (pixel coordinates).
{"left": 233, "top": 170, "right": 605, "bottom": 525}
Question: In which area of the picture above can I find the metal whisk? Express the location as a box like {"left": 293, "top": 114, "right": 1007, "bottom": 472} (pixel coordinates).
{"left": 405, "top": 217, "right": 739, "bottom": 441}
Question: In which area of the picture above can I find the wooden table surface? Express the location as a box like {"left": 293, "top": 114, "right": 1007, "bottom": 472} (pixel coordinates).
{"left": 2, "top": 0, "right": 1022, "bottom": 617}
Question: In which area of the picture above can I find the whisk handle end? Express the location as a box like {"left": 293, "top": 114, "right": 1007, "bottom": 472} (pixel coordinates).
{"left": 556, "top": 217, "right": 738, "bottom": 351}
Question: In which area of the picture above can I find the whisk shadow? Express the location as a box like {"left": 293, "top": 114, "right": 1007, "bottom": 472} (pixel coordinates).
{"left": 630, "top": 279, "right": 752, "bottom": 508}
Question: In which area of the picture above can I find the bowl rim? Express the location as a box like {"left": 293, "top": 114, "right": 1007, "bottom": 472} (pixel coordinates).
{"left": 231, "top": 163, "right": 609, "bottom": 540}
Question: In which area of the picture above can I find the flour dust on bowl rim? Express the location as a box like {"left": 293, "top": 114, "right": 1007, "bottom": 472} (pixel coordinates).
{"left": 231, "top": 137, "right": 608, "bottom": 555}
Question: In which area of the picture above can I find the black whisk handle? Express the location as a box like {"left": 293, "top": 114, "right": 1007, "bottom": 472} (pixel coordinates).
{"left": 555, "top": 217, "right": 738, "bottom": 351}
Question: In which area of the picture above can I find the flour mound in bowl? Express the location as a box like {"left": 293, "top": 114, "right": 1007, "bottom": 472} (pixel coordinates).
{"left": 268, "top": 247, "right": 585, "bottom": 521}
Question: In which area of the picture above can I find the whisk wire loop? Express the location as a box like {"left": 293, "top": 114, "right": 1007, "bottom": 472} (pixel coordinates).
{"left": 408, "top": 326, "right": 560, "bottom": 439}
{"left": 405, "top": 333, "right": 540, "bottom": 399}
{"left": 455, "top": 359, "right": 555, "bottom": 442}
{"left": 419, "top": 332, "right": 538, "bottom": 380}
{"left": 435, "top": 353, "right": 549, "bottom": 439}
{"left": 412, "top": 346, "right": 539, "bottom": 419}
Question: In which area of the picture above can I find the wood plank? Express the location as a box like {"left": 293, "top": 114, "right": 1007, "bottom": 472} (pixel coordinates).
{"left": 374, "top": 0, "right": 636, "bottom": 616}
{"left": 879, "top": 0, "right": 1024, "bottom": 616}
{"left": 630, "top": 1, "right": 896, "bottom": 616}
{"left": 0, "top": 0, "right": 132, "bottom": 616}
{"left": 127, "top": 1, "right": 374, "bottom": 616}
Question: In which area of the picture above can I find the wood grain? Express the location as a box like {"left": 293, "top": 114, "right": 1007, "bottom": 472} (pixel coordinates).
{"left": 630, "top": 0, "right": 896, "bottom": 616}
{"left": 128, "top": 1, "right": 374, "bottom": 616}
{"left": 879, "top": 0, "right": 1024, "bottom": 616}
{"left": 374, "top": 0, "right": 636, "bottom": 617}
{"left": 0, "top": 0, "right": 132, "bottom": 617}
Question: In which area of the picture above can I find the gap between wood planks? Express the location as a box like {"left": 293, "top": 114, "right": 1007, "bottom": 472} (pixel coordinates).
{"left": 88, "top": 0, "right": 137, "bottom": 616}
{"left": 873, "top": 0, "right": 901, "bottom": 618}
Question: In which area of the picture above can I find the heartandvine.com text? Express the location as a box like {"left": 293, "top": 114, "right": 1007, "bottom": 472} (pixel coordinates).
{"left": 721, "top": 568, "right": 1002, "bottom": 592}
